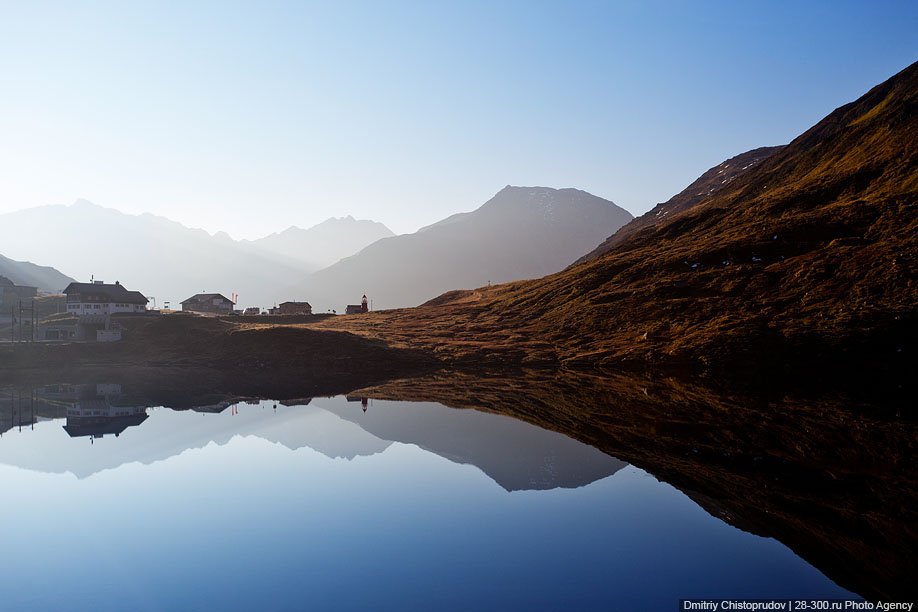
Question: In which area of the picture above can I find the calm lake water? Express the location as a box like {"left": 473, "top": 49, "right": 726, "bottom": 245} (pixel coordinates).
{"left": 0, "top": 383, "right": 856, "bottom": 610}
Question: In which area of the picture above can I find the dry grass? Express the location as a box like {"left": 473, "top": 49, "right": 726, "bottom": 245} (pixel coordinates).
{"left": 311, "top": 62, "right": 918, "bottom": 380}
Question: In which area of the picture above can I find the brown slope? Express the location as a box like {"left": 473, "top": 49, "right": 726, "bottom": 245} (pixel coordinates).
{"left": 579, "top": 145, "right": 784, "bottom": 263}
{"left": 313, "top": 61, "right": 918, "bottom": 378}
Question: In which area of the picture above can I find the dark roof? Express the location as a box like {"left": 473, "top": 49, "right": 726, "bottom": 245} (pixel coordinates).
{"left": 181, "top": 293, "right": 233, "bottom": 305}
{"left": 62, "top": 282, "right": 148, "bottom": 304}
{"left": 279, "top": 301, "right": 311, "bottom": 307}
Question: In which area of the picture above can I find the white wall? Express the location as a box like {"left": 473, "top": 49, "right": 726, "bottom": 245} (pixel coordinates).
{"left": 66, "top": 302, "right": 146, "bottom": 315}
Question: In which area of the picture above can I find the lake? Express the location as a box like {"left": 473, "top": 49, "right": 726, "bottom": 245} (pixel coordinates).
{"left": 0, "top": 378, "right": 880, "bottom": 610}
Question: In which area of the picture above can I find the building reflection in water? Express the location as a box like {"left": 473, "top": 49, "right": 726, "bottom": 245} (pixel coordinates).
{"left": 346, "top": 396, "right": 370, "bottom": 412}
{"left": 25, "top": 383, "right": 149, "bottom": 443}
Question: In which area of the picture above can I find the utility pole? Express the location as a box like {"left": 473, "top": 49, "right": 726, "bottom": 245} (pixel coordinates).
{"left": 17, "top": 300, "right": 35, "bottom": 343}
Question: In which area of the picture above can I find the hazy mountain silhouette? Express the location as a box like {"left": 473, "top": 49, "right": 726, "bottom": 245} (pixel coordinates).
{"left": 0, "top": 201, "right": 389, "bottom": 308}
{"left": 300, "top": 186, "right": 633, "bottom": 310}
{"left": 244, "top": 216, "right": 394, "bottom": 270}
{"left": 0, "top": 253, "right": 75, "bottom": 293}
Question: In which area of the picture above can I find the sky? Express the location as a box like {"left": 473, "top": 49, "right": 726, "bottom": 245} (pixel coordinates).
{"left": 0, "top": 1, "right": 915, "bottom": 240}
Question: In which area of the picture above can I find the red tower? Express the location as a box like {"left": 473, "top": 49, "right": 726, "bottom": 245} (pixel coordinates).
{"left": 361, "top": 295, "right": 368, "bottom": 312}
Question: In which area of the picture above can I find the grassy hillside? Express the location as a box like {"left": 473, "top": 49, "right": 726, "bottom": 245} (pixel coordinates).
{"left": 312, "top": 61, "right": 918, "bottom": 378}
{"left": 579, "top": 145, "right": 784, "bottom": 262}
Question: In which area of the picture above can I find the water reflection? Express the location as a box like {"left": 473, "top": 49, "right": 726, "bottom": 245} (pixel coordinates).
{"left": 0, "top": 371, "right": 910, "bottom": 608}
{"left": 1, "top": 383, "right": 623, "bottom": 491}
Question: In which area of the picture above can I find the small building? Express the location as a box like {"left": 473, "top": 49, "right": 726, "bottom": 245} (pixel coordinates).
{"left": 96, "top": 329, "right": 122, "bottom": 342}
{"left": 345, "top": 295, "right": 369, "bottom": 315}
{"left": 62, "top": 280, "right": 148, "bottom": 315}
{"left": 243, "top": 307, "right": 261, "bottom": 316}
{"left": 0, "top": 276, "right": 38, "bottom": 305}
{"left": 274, "top": 301, "right": 312, "bottom": 315}
{"left": 40, "top": 324, "right": 77, "bottom": 341}
{"left": 180, "top": 293, "right": 235, "bottom": 315}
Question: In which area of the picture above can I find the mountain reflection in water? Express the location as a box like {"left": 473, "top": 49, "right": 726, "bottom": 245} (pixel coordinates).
{"left": 0, "top": 383, "right": 624, "bottom": 490}
{"left": 0, "top": 370, "right": 911, "bottom": 608}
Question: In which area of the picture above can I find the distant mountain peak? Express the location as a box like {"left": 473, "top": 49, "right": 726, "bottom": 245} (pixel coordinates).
{"left": 492, "top": 185, "right": 612, "bottom": 201}
{"left": 301, "top": 185, "right": 633, "bottom": 310}
{"left": 246, "top": 215, "right": 395, "bottom": 272}
{"left": 70, "top": 198, "right": 119, "bottom": 213}
{"left": 314, "top": 214, "right": 385, "bottom": 227}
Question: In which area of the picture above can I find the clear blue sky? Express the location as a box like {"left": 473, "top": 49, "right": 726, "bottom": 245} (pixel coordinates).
{"left": 0, "top": 0, "right": 915, "bottom": 239}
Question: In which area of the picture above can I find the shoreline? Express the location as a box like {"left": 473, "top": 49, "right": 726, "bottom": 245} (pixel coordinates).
{"left": 1, "top": 312, "right": 912, "bottom": 401}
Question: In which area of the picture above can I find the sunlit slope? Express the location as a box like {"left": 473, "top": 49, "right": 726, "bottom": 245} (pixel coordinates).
{"left": 315, "top": 61, "right": 918, "bottom": 373}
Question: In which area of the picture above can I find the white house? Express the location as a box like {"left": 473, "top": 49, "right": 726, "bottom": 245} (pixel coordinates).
{"left": 62, "top": 280, "right": 149, "bottom": 315}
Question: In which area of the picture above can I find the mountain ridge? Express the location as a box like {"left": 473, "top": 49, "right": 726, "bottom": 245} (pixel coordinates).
{"left": 312, "top": 60, "right": 918, "bottom": 377}
{"left": 0, "top": 201, "right": 393, "bottom": 307}
{"left": 0, "top": 253, "right": 75, "bottom": 293}
{"left": 244, "top": 215, "right": 394, "bottom": 270}
{"left": 298, "top": 185, "right": 633, "bottom": 310}
{"left": 579, "top": 146, "right": 785, "bottom": 263}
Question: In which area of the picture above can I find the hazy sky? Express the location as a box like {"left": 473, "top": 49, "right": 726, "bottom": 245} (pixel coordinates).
{"left": 0, "top": 1, "right": 915, "bottom": 239}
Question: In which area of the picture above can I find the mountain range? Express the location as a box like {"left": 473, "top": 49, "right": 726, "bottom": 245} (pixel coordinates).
{"left": 315, "top": 60, "right": 918, "bottom": 376}
{"left": 0, "top": 187, "right": 632, "bottom": 311}
{"left": 298, "top": 186, "right": 633, "bottom": 310}
{"left": 0, "top": 203, "right": 393, "bottom": 307}
{"left": 0, "top": 253, "right": 75, "bottom": 293}
{"left": 241, "top": 216, "right": 394, "bottom": 270}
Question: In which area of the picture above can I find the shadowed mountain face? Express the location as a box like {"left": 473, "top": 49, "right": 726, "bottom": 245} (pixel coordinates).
{"left": 314, "top": 61, "right": 918, "bottom": 376}
{"left": 244, "top": 216, "right": 394, "bottom": 270}
{"left": 579, "top": 145, "right": 785, "bottom": 262}
{"left": 0, "top": 202, "right": 392, "bottom": 308}
{"left": 0, "top": 253, "right": 74, "bottom": 293}
{"left": 298, "top": 186, "right": 633, "bottom": 311}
